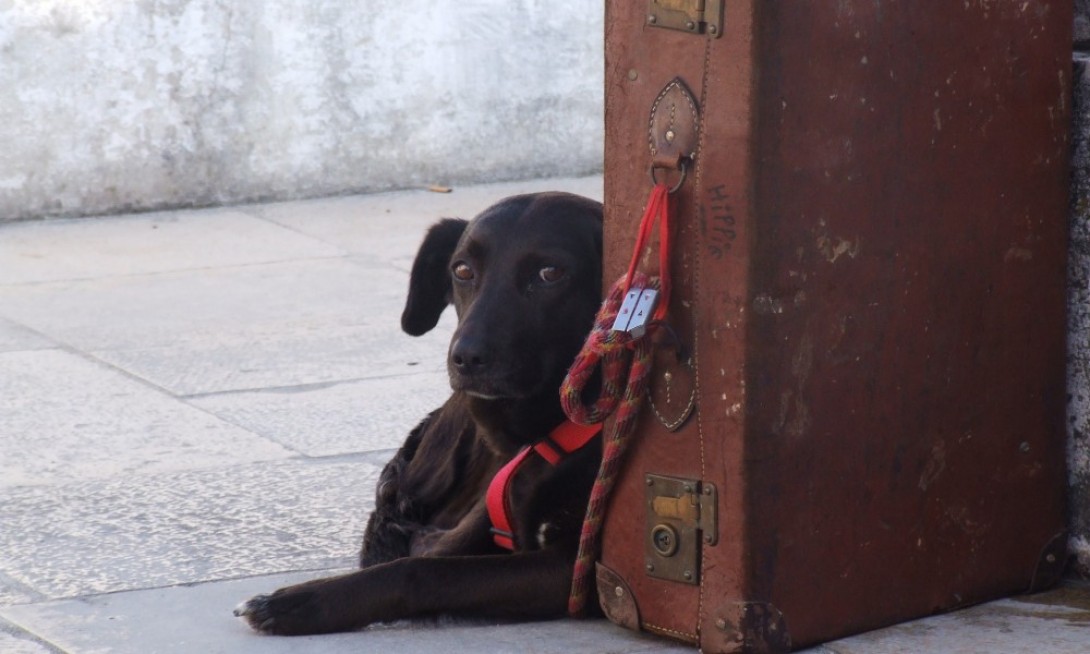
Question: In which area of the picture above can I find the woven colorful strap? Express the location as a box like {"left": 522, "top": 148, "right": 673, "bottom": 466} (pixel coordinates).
{"left": 561, "top": 182, "right": 673, "bottom": 617}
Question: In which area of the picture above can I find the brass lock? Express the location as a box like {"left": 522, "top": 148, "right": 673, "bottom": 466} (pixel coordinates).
{"left": 645, "top": 474, "right": 718, "bottom": 585}
{"left": 651, "top": 524, "right": 680, "bottom": 557}
{"left": 646, "top": 0, "right": 725, "bottom": 38}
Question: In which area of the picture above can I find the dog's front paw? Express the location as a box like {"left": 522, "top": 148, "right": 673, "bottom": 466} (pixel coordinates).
{"left": 234, "top": 588, "right": 325, "bottom": 636}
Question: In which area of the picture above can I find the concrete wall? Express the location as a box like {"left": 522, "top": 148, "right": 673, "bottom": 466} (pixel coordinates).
{"left": 1078, "top": 0, "right": 1090, "bottom": 47}
{"left": 0, "top": 0, "right": 604, "bottom": 222}
{"left": 1070, "top": 55, "right": 1090, "bottom": 579}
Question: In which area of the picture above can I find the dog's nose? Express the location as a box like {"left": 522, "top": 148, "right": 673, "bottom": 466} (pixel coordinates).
{"left": 450, "top": 338, "right": 490, "bottom": 374}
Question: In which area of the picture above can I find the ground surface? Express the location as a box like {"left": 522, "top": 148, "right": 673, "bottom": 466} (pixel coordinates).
{"left": 0, "top": 176, "right": 1086, "bottom": 653}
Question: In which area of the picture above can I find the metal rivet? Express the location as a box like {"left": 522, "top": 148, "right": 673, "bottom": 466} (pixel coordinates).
{"left": 648, "top": 14, "right": 657, "bottom": 24}
{"left": 1046, "top": 553, "right": 1057, "bottom": 563}
{"left": 646, "top": 477, "right": 654, "bottom": 486}
{"left": 685, "top": 21, "right": 695, "bottom": 30}
{"left": 683, "top": 570, "right": 693, "bottom": 580}
{"left": 703, "top": 486, "right": 713, "bottom": 495}
{"left": 683, "top": 484, "right": 694, "bottom": 494}
{"left": 715, "top": 618, "right": 728, "bottom": 630}
{"left": 646, "top": 562, "right": 655, "bottom": 572}
{"left": 615, "top": 585, "right": 625, "bottom": 597}
{"left": 665, "top": 129, "right": 676, "bottom": 143}
{"left": 1019, "top": 442, "right": 1031, "bottom": 453}
{"left": 627, "top": 69, "right": 639, "bottom": 81}
{"left": 708, "top": 24, "right": 718, "bottom": 35}
{"left": 704, "top": 534, "right": 713, "bottom": 544}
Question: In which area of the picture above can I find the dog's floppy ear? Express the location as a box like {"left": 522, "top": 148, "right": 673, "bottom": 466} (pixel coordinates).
{"left": 401, "top": 218, "right": 468, "bottom": 336}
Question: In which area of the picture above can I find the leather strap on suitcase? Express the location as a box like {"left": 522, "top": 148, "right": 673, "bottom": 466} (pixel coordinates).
{"left": 596, "top": 2, "right": 1071, "bottom": 652}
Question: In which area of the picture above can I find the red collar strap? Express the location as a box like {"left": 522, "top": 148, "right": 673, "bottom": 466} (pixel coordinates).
{"left": 485, "top": 420, "right": 603, "bottom": 551}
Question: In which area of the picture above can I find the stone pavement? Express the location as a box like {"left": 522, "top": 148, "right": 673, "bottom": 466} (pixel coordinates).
{"left": 0, "top": 175, "right": 1086, "bottom": 653}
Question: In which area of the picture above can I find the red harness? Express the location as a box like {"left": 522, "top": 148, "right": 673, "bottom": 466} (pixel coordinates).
{"left": 485, "top": 420, "right": 603, "bottom": 550}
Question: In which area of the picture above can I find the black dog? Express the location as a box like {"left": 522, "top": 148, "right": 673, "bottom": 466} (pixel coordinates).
{"left": 235, "top": 192, "right": 604, "bottom": 635}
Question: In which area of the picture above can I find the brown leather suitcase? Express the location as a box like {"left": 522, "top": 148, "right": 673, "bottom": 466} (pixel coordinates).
{"left": 595, "top": 2, "right": 1072, "bottom": 651}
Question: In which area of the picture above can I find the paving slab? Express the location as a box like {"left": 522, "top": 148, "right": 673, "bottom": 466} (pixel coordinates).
{"left": 6, "top": 573, "right": 1085, "bottom": 654}
{"left": 0, "top": 571, "right": 689, "bottom": 654}
{"left": 0, "top": 259, "right": 455, "bottom": 395}
{"left": 255, "top": 175, "right": 604, "bottom": 272}
{"left": 91, "top": 319, "right": 451, "bottom": 397}
{"left": 0, "top": 349, "right": 293, "bottom": 488}
{"left": 0, "top": 573, "right": 43, "bottom": 608}
{"left": 0, "top": 457, "right": 382, "bottom": 600}
{"left": 804, "top": 584, "right": 1090, "bottom": 654}
{"left": 0, "top": 259, "right": 408, "bottom": 350}
{"left": 0, "top": 317, "right": 52, "bottom": 353}
{"left": 189, "top": 371, "right": 452, "bottom": 457}
{"left": 0, "top": 626, "right": 59, "bottom": 654}
{"left": 0, "top": 207, "right": 343, "bottom": 285}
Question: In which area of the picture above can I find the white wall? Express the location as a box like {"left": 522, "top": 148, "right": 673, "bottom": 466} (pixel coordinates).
{"left": 1070, "top": 54, "right": 1090, "bottom": 579}
{"left": 0, "top": 0, "right": 604, "bottom": 221}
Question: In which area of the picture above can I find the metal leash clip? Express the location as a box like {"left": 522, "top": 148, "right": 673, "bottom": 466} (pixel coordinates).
{"left": 610, "top": 286, "right": 660, "bottom": 338}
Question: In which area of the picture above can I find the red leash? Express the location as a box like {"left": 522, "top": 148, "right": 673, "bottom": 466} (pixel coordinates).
{"left": 623, "top": 183, "right": 672, "bottom": 320}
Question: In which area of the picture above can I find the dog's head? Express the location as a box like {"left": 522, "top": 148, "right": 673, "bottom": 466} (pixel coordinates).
{"left": 402, "top": 192, "right": 603, "bottom": 403}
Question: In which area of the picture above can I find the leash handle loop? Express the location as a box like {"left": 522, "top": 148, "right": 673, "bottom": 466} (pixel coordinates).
{"left": 561, "top": 273, "right": 657, "bottom": 426}
{"left": 623, "top": 183, "right": 673, "bottom": 322}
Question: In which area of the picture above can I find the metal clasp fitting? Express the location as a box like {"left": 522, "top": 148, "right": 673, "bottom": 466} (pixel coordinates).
{"left": 649, "top": 159, "right": 688, "bottom": 194}
{"left": 611, "top": 286, "right": 660, "bottom": 338}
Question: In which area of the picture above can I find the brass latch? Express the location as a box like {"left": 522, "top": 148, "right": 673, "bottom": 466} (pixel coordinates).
{"left": 646, "top": 0, "right": 724, "bottom": 38}
{"left": 645, "top": 474, "right": 718, "bottom": 585}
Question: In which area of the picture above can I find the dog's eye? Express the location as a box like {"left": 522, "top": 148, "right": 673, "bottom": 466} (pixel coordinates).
{"left": 452, "top": 262, "right": 475, "bottom": 281}
{"left": 538, "top": 266, "right": 564, "bottom": 283}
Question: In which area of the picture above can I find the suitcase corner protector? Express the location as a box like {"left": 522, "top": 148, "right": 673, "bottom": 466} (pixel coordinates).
{"left": 704, "top": 601, "right": 791, "bottom": 654}
{"left": 595, "top": 561, "right": 641, "bottom": 632}
{"left": 1028, "top": 530, "right": 1070, "bottom": 593}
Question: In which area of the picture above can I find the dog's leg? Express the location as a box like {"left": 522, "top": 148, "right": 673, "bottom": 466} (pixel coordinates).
{"left": 409, "top": 500, "right": 497, "bottom": 557}
{"left": 359, "top": 453, "right": 416, "bottom": 567}
{"left": 235, "top": 548, "right": 575, "bottom": 635}
{"left": 359, "top": 414, "right": 435, "bottom": 566}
